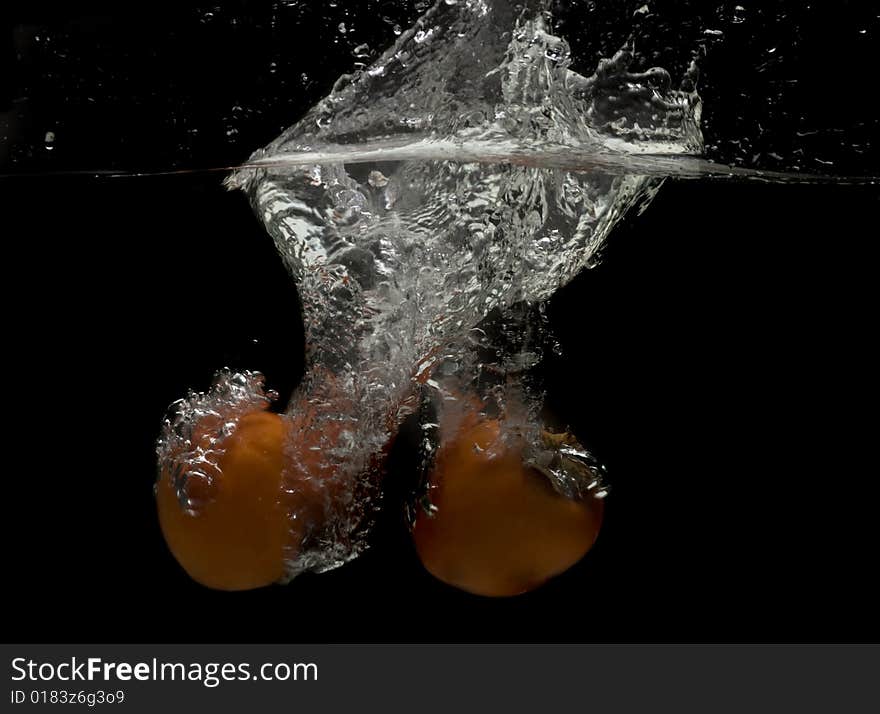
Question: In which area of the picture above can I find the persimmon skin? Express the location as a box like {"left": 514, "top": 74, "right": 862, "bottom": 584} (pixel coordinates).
{"left": 157, "top": 411, "right": 291, "bottom": 591}
{"left": 413, "top": 414, "right": 604, "bottom": 597}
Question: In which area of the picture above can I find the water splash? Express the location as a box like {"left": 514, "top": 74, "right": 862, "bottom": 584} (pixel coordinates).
{"left": 153, "top": 0, "right": 864, "bottom": 580}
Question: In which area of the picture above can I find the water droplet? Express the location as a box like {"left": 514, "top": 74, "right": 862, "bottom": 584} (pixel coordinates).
{"left": 368, "top": 170, "right": 389, "bottom": 188}
{"left": 44, "top": 131, "right": 55, "bottom": 150}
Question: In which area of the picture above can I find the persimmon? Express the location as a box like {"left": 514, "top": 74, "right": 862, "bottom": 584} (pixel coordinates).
{"left": 413, "top": 410, "right": 604, "bottom": 597}
{"left": 156, "top": 410, "right": 292, "bottom": 591}
{"left": 156, "top": 379, "right": 355, "bottom": 591}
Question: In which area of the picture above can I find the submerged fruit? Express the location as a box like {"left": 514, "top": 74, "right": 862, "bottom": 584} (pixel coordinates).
{"left": 413, "top": 412, "right": 604, "bottom": 597}
{"left": 157, "top": 410, "right": 291, "bottom": 591}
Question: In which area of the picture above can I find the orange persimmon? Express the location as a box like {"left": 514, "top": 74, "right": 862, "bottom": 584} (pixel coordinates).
{"left": 413, "top": 412, "right": 604, "bottom": 597}
{"left": 156, "top": 410, "right": 292, "bottom": 591}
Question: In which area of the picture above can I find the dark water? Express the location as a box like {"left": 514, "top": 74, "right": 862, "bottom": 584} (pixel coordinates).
{"left": 3, "top": 1, "right": 878, "bottom": 642}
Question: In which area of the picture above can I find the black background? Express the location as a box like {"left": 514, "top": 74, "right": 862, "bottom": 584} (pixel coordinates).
{"left": 3, "top": 1, "right": 878, "bottom": 642}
